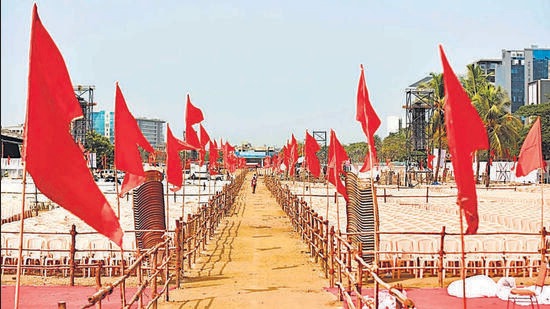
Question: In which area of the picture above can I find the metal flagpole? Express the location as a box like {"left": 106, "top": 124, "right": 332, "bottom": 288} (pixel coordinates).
{"left": 14, "top": 165, "right": 29, "bottom": 308}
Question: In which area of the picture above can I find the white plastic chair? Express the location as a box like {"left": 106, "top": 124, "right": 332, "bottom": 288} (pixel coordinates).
{"left": 504, "top": 238, "right": 527, "bottom": 277}
{"left": 416, "top": 238, "right": 440, "bottom": 278}
{"left": 88, "top": 238, "right": 112, "bottom": 276}
{"left": 22, "top": 236, "right": 46, "bottom": 275}
{"left": 43, "top": 237, "right": 69, "bottom": 276}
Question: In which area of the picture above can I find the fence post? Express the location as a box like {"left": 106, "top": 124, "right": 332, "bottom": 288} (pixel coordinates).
{"left": 175, "top": 219, "right": 182, "bottom": 288}
{"left": 329, "top": 226, "right": 335, "bottom": 288}
{"left": 356, "top": 242, "right": 363, "bottom": 309}
{"left": 438, "top": 226, "right": 446, "bottom": 288}
{"left": 69, "top": 224, "right": 76, "bottom": 286}
{"left": 426, "top": 187, "right": 429, "bottom": 203}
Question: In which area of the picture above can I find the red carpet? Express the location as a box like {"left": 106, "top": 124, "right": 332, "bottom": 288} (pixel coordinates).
{"left": 326, "top": 287, "right": 550, "bottom": 309}
{"left": 3, "top": 285, "right": 550, "bottom": 308}
{"left": 1, "top": 285, "right": 153, "bottom": 309}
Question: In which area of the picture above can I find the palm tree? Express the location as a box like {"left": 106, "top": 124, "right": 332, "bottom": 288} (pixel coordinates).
{"left": 419, "top": 72, "right": 446, "bottom": 182}
{"left": 471, "top": 84, "right": 522, "bottom": 186}
{"left": 463, "top": 64, "right": 491, "bottom": 183}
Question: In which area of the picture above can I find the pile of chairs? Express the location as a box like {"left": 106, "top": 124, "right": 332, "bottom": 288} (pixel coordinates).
{"left": 345, "top": 172, "right": 375, "bottom": 263}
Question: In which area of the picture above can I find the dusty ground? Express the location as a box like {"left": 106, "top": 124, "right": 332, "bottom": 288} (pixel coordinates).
{"left": 157, "top": 174, "right": 342, "bottom": 308}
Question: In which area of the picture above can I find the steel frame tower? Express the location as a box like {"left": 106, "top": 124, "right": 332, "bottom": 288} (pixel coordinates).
{"left": 404, "top": 87, "right": 434, "bottom": 187}
{"left": 72, "top": 85, "right": 96, "bottom": 145}
{"left": 313, "top": 130, "right": 327, "bottom": 166}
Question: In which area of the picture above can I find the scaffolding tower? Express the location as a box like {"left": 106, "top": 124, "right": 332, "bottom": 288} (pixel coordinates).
{"left": 72, "top": 85, "right": 96, "bottom": 145}
{"left": 313, "top": 130, "right": 327, "bottom": 166}
{"left": 404, "top": 87, "right": 434, "bottom": 187}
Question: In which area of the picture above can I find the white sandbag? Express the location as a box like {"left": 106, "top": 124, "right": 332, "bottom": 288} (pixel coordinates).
{"left": 447, "top": 275, "right": 497, "bottom": 298}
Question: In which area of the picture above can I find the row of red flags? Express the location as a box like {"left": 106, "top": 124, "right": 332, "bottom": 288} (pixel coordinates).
{"left": 23, "top": 5, "right": 242, "bottom": 247}
{"left": 23, "top": 4, "right": 545, "bottom": 248}
{"left": 271, "top": 48, "right": 545, "bottom": 236}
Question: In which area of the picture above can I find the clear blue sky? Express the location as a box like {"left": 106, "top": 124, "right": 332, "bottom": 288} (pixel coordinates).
{"left": 2, "top": 1, "right": 549, "bottom": 147}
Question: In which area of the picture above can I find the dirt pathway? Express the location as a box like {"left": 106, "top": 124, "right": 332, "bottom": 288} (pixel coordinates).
{"left": 159, "top": 174, "right": 341, "bottom": 308}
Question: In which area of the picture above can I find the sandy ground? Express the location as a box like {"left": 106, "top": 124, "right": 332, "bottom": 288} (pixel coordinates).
{"left": 157, "top": 174, "right": 342, "bottom": 308}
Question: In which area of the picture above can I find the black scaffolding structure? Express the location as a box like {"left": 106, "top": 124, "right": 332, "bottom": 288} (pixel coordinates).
{"left": 72, "top": 85, "right": 96, "bottom": 145}
{"left": 404, "top": 87, "right": 434, "bottom": 187}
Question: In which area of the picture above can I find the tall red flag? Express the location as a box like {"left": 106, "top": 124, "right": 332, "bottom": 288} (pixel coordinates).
{"left": 440, "top": 45, "right": 488, "bottom": 234}
{"left": 304, "top": 130, "right": 321, "bottom": 178}
{"left": 166, "top": 124, "right": 196, "bottom": 191}
{"left": 356, "top": 64, "right": 381, "bottom": 172}
{"left": 23, "top": 4, "right": 122, "bottom": 246}
{"left": 516, "top": 116, "right": 545, "bottom": 177}
{"left": 186, "top": 93, "right": 204, "bottom": 126}
{"left": 327, "top": 130, "right": 349, "bottom": 201}
{"left": 185, "top": 124, "right": 201, "bottom": 149}
{"left": 198, "top": 124, "right": 211, "bottom": 166}
{"left": 114, "top": 83, "right": 155, "bottom": 197}
{"left": 289, "top": 134, "right": 298, "bottom": 176}
{"left": 208, "top": 140, "right": 219, "bottom": 175}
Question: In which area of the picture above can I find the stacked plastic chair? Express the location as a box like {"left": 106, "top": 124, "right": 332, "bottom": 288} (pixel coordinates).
{"left": 345, "top": 172, "right": 375, "bottom": 264}
{"left": 133, "top": 170, "right": 166, "bottom": 250}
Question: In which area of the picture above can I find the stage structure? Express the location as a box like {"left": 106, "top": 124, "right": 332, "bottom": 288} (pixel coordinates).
{"left": 72, "top": 85, "right": 96, "bottom": 145}
{"left": 313, "top": 130, "right": 327, "bottom": 167}
{"left": 404, "top": 87, "right": 434, "bottom": 187}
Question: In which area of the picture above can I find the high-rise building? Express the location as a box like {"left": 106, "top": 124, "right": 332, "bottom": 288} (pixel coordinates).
{"left": 91, "top": 111, "right": 114, "bottom": 143}
{"left": 527, "top": 79, "right": 550, "bottom": 105}
{"left": 524, "top": 47, "right": 550, "bottom": 104}
{"left": 499, "top": 49, "right": 526, "bottom": 112}
{"left": 473, "top": 59, "right": 502, "bottom": 84}
{"left": 136, "top": 117, "right": 165, "bottom": 149}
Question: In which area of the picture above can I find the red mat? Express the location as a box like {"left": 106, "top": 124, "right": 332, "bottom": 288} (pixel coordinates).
{"left": 326, "top": 287, "right": 550, "bottom": 309}
{"left": 1, "top": 285, "right": 153, "bottom": 309}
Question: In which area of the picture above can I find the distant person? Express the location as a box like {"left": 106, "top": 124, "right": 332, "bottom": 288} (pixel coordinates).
{"left": 375, "top": 174, "right": 380, "bottom": 183}
{"left": 251, "top": 175, "right": 257, "bottom": 194}
{"left": 202, "top": 182, "right": 206, "bottom": 191}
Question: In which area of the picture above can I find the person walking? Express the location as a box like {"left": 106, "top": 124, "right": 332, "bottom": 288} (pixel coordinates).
{"left": 251, "top": 175, "right": 257, "bottom": 194}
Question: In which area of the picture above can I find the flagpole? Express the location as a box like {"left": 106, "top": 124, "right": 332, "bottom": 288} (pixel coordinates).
{"left": 540, "top": 167, "right": 545, "bottom": 263}
{"left": 459, "top": 208, "right": 467, "bottom": 309}
{"left": 14, "top": 166, "right": 29, "bottom": 308}
{"left": 182, "top": 151, "right": 187, "bottom": 220}
{"left": 114, "top": 162, "right": 121, "bottom": 219}
{"left": 113, "top": 161, "right": 127, "bottom": 306}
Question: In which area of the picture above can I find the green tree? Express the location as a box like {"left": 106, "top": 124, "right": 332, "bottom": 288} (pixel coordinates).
{"left": 462, "top": 64, "right": 490, "bottom": 183}
{"left": 419, "top": 72, "right": 446, "bottom": 182}
{"left": 471, "top": 84, "right": 522, "bottom": 186}
{"left": 515, "top": 102, "right": 550, "bottom": 159}
{"left": 85, "top": 131, "right": 114, "bottom": 169}
{"left": 379, "top": 130, "right": 407, "bottom": 162}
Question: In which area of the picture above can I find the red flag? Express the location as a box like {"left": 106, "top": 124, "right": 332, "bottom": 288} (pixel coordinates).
{"left": 208, "top": 140, "right": 219, "bottom": 175}
{"left": 167, "top": 124, "right": 196, "bottom": 191}
{"left": 198, "top": 124, "right": 211, "bottom": 166}
{"left": 516, "top": 116, "right": 545, "bottom": 177}
{"left": 440, "top": 45, "right": 488, "bottom": 234}
{"left": 356, "top": 65, "right": 381, "bottom": 172}
{"left": 184, "top": 124, "right": 201, "bottom": 149}
{"left": 185, "top": 93, "right": 204, "bottom": 126}
{"left": 289, "top": 134, "right": 298, "bottom": 176}
{"left": 23, "top": 4, "right": 122, "bottom": 246}
{"left": 304, "top": 130, "right": 321, "bottom": 178}
{"left": 427, "top": 153, "right": 436, "bottom": 170}
{"left": 327, "top": 130, "right": 349, "bottom": 201}
{"left": 199, "top": 124, "right": 211, "bottom": 148}
{"left": 114, "top": 83, "right": 154, "bottom": 197}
